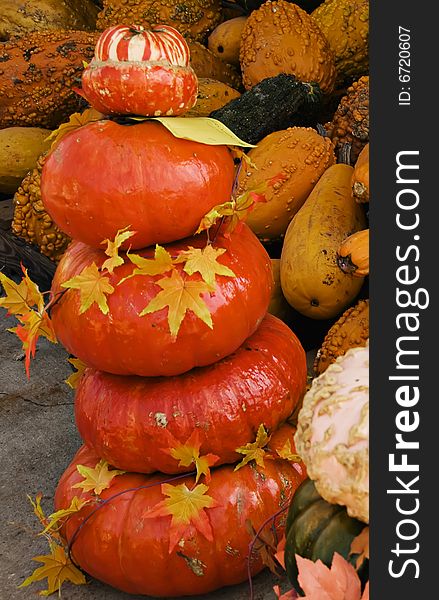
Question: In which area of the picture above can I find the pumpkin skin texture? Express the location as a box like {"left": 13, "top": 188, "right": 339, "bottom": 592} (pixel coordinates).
{"left": 74, "top": 314, "right": 307, "bottom": 472}
{"left": 280, "top": 164, "right": 367, "bottom": 319}
{"left": 352, "top": 143, "right": 369, "bottom": 202}
{"left": 312, "top": 0, "right": 369, "bottom": 84}
{"left": 41, "top": 120, "right": 235, "bottom": 250}
{"left": 237, "top": 127, "right": 335, "bottom": 241}
{"left": 240, "top": 1, "right": 336, "bottom": 93}
{"left": 0, "top": 30, "right": 98, "bottom": 129}
{"left": 55, "top": 440, "right": 306, "bottom": 596}
{"left": 314, "top": 299, "right": 369, "bottom": 375}
{"left": 50, "top": 225, "right": 273, "bottom": 376}
{"left": 12, "top": 154, "right": 71, "bottom": 262}
{"left": 80, "top": 25, "right": 198, "bottom": 117}
{"left": 284, "top": 478, "right": 367, "bottom": 593}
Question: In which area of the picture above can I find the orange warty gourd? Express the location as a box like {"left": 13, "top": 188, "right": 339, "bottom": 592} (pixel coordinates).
{"left": 240, "top": 1, "right": 336, "bottom": 92}
{"left": 50, "top": 225, "right": 273, "bottom": 377}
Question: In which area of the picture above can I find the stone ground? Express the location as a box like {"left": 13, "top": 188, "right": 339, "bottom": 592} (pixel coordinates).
{"left": 0, "top": 194, "right": 299, "bottom": 599}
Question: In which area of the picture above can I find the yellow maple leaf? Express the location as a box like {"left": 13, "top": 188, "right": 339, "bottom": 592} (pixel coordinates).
{"left": 61, "top": 263, "right": 115, "bottom": 315}
{"left": 65, "top": 358, "right": 87, "bottom": 389}
{"left": 46, "top": 108, "right": 104, "bottom": 150}
{"left": 0, "top": 267, "right": 44, "bottom": 315}
{"left": 101, "top": 227, "right": 136, "bottom": 274}
{"left": 275, "top": 439, "right": 302, "bottom": 463}
{"left": 118, "top": 244, "right": 175, "bottom": 285}
{"left": 73, "top": 459, "right": 126, "bottom": 496}
{"left": 42, "top": 496, "right": 90, "bottom": 536}
{"left": 234, "top": 424, "right": 271, "bottom": 471}
{"left": 19, "top": 540, "right": 86, "bottom": 596}
{"left": 168, "top": 430, "right": 219, "bottom": 483}
{"left": 174, "top": 246, "right": 235, "bottom": 288}
{"left": 146, "top": 483, "right": 218, "bottom": 552}
{"left": 140, "top": 269, "right": 213, "bottom": 337}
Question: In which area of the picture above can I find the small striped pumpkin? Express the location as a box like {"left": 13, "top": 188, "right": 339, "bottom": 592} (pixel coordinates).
{"left": 80, "top": 24, "right": 198, "bottom": 116}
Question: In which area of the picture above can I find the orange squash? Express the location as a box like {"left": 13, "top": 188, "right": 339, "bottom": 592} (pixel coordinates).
{"left": 337, "top": 229, "right": 369, "bottom": 277}
{"left": 352, "top": 143, "right": 370, "bottom": 202}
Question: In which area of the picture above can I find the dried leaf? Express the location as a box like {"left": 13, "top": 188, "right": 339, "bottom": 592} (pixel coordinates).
{"left": 246, "top": 519, "right": 280, "bottom": 575}
{"left": 101, "top": 227, "right": 136, "bottom": 274}
{"left": 19, "top": 540, "right": 86, "bottom": 596}
{"left": 167, "top": 430, "right": 219, "bottom": 483}
{"left": 349, "top": 527, "right": 369, "bottom": 569}
{"left": 175, "top": 246, "right": 235, "bottom": 288}
{"left": 61, "top": 263, "right": 115, "bottom": 315}
{"left": 0, "top": 266, "right": 44, "bottom": 315}
{"left": 73, "top": 459, "right": 126, "bottom": 496}
{"left": 140, "top": 270, "right": 213, "bottom": 337}
{"left": 8, "top": 311, "right": 57, "bottom": 378}
{"left": 65, "top": 358, "right": 87, "bottom": 390}
{"left": 146, "top": 483, "right": 218, "bottom": 553}
{"left": 296, "top": 553, "right": 364, "bottom": 600}
{"left": 42, "top": 497, "right": 90, "bottom": 535}
{"left": 275, "top": 439, "right": 302, "bottom": 464}
{"left": 118, "top": 245, "right": 175, "bottom": 285}
{"left": 234, "top": 424, "right": 271, "bottom": 471}
{"left": 273, "top": 585, "right": 299, "bottom": 600}
{"left": 46, "top": 108, "right": 103, "bottom": 150}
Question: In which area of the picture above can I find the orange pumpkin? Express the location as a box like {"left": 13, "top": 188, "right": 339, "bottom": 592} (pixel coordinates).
{"left": 337, "top": 229, "right": 369, "bottom": 277}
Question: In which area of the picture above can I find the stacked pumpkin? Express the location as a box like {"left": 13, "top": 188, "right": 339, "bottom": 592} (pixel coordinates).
{"left": 38, "top": 24, "right": 308, "bottom": 596}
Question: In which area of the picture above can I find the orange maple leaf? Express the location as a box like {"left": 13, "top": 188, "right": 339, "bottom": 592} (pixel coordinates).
{"left": 8, "top": 311, "right": 57, "bottom": 378}
{"left": 73, "top": 459, "right": 126, "bottom": 496}
{"left": 349, "top": 527, "right": 369, "bottom": 569}
{"left": 146, "top": 482, "right": 218, "bottom": 553}
{"left": 165, "top": 430, "right": 219, "bottom": 483}
{"left": 234, "top": 424, "right": 271, "bottom": 471}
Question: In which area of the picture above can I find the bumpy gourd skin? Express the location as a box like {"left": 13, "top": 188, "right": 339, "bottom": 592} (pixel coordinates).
{"left": 0, "top": 30, "right": 98, "bottom": 129}
{"left": 96, "top": 0, "right": 222, "bottom": 43}
{"left": 312, "top": 0, "right": 369, "bottom": 84}
{"left": 240, "top": 0, "right": 336, "bottom": 92}
{"left": 237, "top": 127, "right": 336, "bottom": 241}
{"left": 188, "top": 40, "right": 242, "bottom": 89}
{"left": 314, "top": 299, "right": 369, "bottom": 375}
{"left": 295, "top": 343, "right": 369, "bottom": 523}
{"left": 12, "top": 154, "right": 71, "bottom": 262}
{"left": 326, "top": 76, "right": 369, "bottom": 163}
{"left": 0, "top": 0, "right": 99, "bottom": 40}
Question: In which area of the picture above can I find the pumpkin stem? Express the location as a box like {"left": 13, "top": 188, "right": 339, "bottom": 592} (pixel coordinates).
{"left": 336, "top": 252, "right": 358, "bottom": 275}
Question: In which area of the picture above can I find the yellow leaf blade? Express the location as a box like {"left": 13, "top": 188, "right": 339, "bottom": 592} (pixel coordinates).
{"left": 72, "top": 459, "right": 126, "bottom": 496}
{"left": 168, "top": 430, "right": 219, "bottom": 483}
{"left": 46, "top": 108, "right": 104, "bottom": 150}
{"left": 61, "top": 263, "right": 115, "bottom": 315}
{"left": 19, "top": 542, "right": 86, "bottom": 596}
{"left": 118, "top": 245, "right": 175, "bottom": 285}
{"left": 0, "top": 267, "right": 44, "bottom": 315}
{"left": 234, "top": 425, "right": 271, "bottom": 471}
{"left": 101, "top": 227, "right": 136, "bottom": 274}
{"left": 65, "top": 358, "right": 87, "bottom": 389}
{"left": 140, "top": 270, "right": 213, "bottom": 337}
{"left": 175, "top": 246, "right": 235, "bottom": 288}
{"left": 42, "top": 496, "right": 90, "bottom": 535}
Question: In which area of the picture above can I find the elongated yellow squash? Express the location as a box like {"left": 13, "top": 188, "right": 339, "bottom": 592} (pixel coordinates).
{"left": 280, "top": 164, "right": 366, "bottom": 319}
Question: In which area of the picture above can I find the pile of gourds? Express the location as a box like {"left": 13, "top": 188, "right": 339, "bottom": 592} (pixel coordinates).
{"left": 0, "top": 0, "right": 371, "bottom": 597}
